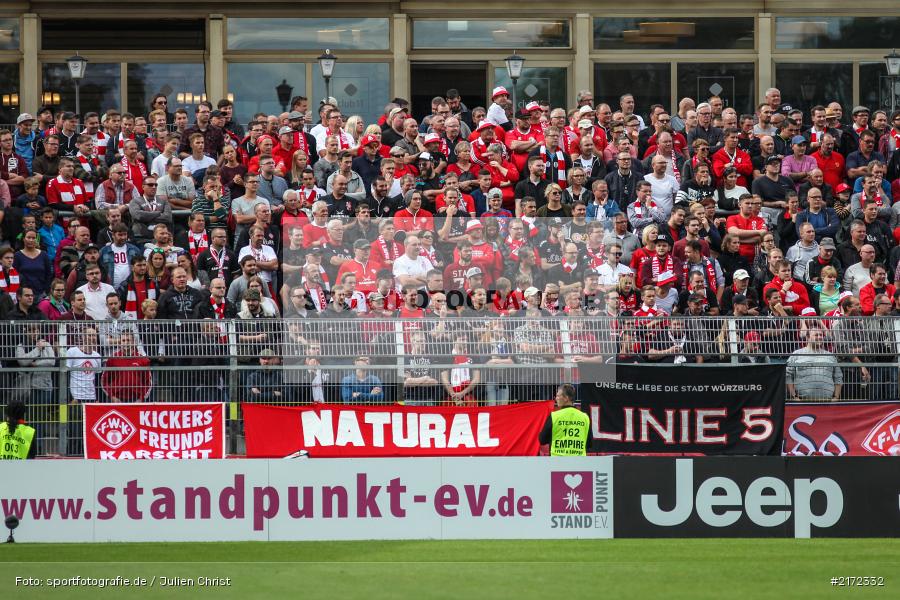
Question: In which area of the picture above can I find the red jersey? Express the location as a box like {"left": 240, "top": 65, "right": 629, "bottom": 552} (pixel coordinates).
{"left": 394, "top": 208, "right": 435, "bottom": 233}
{"left": 725, "top": 213, "right": 767, "bottom": 262}
{"left": 711, "top": 147, "right": 753, "bottom": 187}
{"left": 370, "top": 236, "right": 403, "bottom": 272}
{"left": 301, "top": 222, "right": 329, "bottom": 248}
{"left": 337, "top": 259, "right": 378, "bottom": 295}
{"left": 811, "top": 150, "right": 846, "bottom": 191}
{"left": 504, "top": 126, "right": 544, "bottom": 174}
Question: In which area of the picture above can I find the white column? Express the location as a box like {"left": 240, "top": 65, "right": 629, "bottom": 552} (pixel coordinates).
{"left": 757, "top": 13, "right": 773, "bottom": 102}
{"left": 207, "top": 14, "right": 225, "bottom": 102}
{"left": 392, "top": 14, "right": 410, "bottom": 101}
{"left": 573, "top": 13, "right": 592, "bottom": 104}
{"left": 21, "top": 13, "right": 39, "bottom": 113}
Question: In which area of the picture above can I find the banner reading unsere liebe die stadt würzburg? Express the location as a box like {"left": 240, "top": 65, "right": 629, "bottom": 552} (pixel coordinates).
{"left": 84, "top": 403, "right": 226, "bottom": 459}
{"left": 242, "top": 402, "right": 553, "bottom": 457}
{"left": 579, "top": 364, "right": 785, "bottom": 455}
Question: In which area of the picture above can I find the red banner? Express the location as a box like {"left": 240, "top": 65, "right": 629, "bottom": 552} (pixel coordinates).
{"left": 83, "top": 403, "right": 226, "bottom": 459}
{"left": 243, "top": 402, "right": 553, "bottom": 458}
{"left": 783, "top": 402, "right": 900, "bottom": 456}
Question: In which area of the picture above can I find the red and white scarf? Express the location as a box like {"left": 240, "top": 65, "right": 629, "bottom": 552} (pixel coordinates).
{"left": 860, "top": 188, "right": 884, "bottom": 208}
{"left": 505, "top": 236, "right": 526, "bottom": 260}
{"left": 121, "top": 157, "right": 147, "bottom": 188}
{"left": 586, "top": 244, "right": 606, "bottom": 269}
{"left": 123, "top": 279, "right": 157, "bottom": 320}
{"left": 419, "top": 245, "right": 437, "bottom": 265}
{"left": 0, "top": 266, "right": 19, "bottom": 302}
{"left": 301, "top": 187, "right": 318, "bottom": 207}
{"left": 376, "top": 235, "right": 401, "bottom": 263}
{"left": 115, "top": 132, "right": 134, "bottom": 152}
{"left": 292, "top": 130, "right": 309, "bottom": 156}
{"left": 539, "top": 145, "right": 567, "bottom": 187}
{"left": 187, "top": 230, "right": 209, "bottom": 259}
{"left": 650, "top": 254, "right": 674, "bottom": 280}
{"left": 82, "top": 129, "right": 107, "bottom": 157}
{"left": 632, "top": 199, "right": 657, "bottom": 218}
{"left": 208, "top": 246, "right": 227, "bottom": 280}
{"left": 302, "top": 267, "right": 331, "bottom": 312}
{"left": 76, "top": 153, "right": 101, "bottom": 197}
{"left": 683, "top": 258, "right": 718, "bottom": 291}
{"left": 670, "top": 150, "right": 681, "bottom": 184}
{"left": 210, "top": 296, "right": 225, "bottom": 320}
{"left": 562, "top": 258, "right": 578, "bottom": 273}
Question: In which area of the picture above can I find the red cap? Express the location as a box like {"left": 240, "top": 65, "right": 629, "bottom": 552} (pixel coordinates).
{"left": 834, "top": 183, "right": 851, "bottom": 194}
{"left": 360, "top": 134, "right": 379, "bottom": 147}
{"left": 744, "top": 331, "right": 761, "bottom": 343}
{"left": 476, "top": 121, "right": 494, "bottom": 133}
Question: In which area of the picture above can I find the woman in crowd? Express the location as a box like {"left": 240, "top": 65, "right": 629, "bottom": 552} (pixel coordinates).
{"left": 13, "top": 229, "right": 53, "bottom": 299}
{"left": 217, "top": 144, "right": 247, "bottom": 200}
{"left": 287, "top": 150, "right": 311, "bottom": 189}
{"left": 343, "top": 115, "right": 365, "bottom": 146}
{"left": 677, "top": 162, "right": 715, "bottom": 205}
{"left": 176, "top": 252, "right": 208, "bottom": 290}
{"left": 563, "top": 167, "right": 591, "bottom": 205}
{"left": 146, "top": 248, "right": 171, "bottom": 290}
{"left": 717, "top": 233, "right": 752, "bottom": 287}
{"left": 617, "top": 272, "right": 639, "bottom": 313}
{"left": 810, "top": 266, "right": 842, "bottom": 315}
{"left": 715, "top": 167, "right": 749, "bottom": 214}
{"left": 629, "top": 224, "right": 658, "bottom": 288}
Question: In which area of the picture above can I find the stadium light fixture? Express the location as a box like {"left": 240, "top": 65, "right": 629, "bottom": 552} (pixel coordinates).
{"left": 318, "top": 49, "right": 338, "bottom": 101}
{"left": 886, "top": 49, "right": 900, "bottom": 114}
{"left": 505, "top": 51, "right": 525, "bottom": 111}
{"left": 66, "top": 52, "right": 88, "bottom": 116}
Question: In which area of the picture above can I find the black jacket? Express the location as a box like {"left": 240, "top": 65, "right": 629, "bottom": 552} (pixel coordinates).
{"left": 604, "top": 170, "right": 641, "bottom": 213}
{"left": 157, "top": 286, "right": 206, "bottom": 320}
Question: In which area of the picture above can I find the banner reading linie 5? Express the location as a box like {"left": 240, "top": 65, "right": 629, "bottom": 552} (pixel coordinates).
{"left": 579, "top": 364, "right": 784, "bottom": 455}
{"left": 84, "top": 403, "right": 226, "bottom": 459}
{"left": 243, "top": 402, "right": 553, "bottom": 457}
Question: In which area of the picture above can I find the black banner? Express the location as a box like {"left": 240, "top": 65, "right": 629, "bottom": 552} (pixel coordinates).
{"left": 614, "top": 457, "right": 900, "bottom": 538}
{"left": 579, "top": 364, "right": 785, "bottom": 455}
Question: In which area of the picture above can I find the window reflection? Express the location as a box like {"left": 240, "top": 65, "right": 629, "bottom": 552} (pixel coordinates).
{"left": 128, "top": 63, "right": 204, "bottom": 117}
{"left": 0, "top": 18, "right": 19, "bottom": 50}
{"left": 594, "top": 63, "right": 670, "bottom": 115}
{"left": 776, "top": 17, "right": 900, "bottom": 50}
{"left": 775, "top": 63, "right": 852, "bottom": 116}
{"left": 413, "top": 20, "right": 569, "bottom": 48}
{"left": 228, "top": 18, "right": 389, "bottom": 50}
{"left": 0, "top": 63, "right": 19, "bottom": 124}
{"left": 594, "top": 18, "right": 754, "bottom": 50}
{"left": 859, "top": 63, "right": 900, "bottom": 113}
{"left": 42, "top": 63, "right": 120, "bottom": 115}
{"left": 677, "top": 63, "right": 755, "bottom": 115}
{"left": 493, "top": 67, "right": 567, "bottom": 112}
{"left": 312, "top": 62, "right": 389, "bottom": 125}
{"left": 228, "top": 63, "right": 307, "bottom": 127}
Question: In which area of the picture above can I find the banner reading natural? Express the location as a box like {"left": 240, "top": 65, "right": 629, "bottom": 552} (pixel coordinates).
{"left": 84, "top": 403, "right": 226, "bottom": 459}
{"left": 243, "top": 402, "right": 553, "bottom": 457}
{"left": 579, "top": 364, "right": 785, "bottom": 455}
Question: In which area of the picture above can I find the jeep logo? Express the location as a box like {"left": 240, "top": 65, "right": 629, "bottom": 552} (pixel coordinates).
{"left": 640, "top": 459, "right": 843, "bottom": 538}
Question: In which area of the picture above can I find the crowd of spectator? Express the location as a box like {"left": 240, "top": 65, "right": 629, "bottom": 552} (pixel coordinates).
{"left": 1, "top": 85, "right": 900, "bottom": 406}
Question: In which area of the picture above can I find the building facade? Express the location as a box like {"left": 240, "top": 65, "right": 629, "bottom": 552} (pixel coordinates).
{"left": 0, "top": 1, "right": 898, "bottom": 125}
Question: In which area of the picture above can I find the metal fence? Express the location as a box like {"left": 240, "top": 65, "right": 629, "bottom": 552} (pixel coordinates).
{"left": 1, "top": 315, "right": 898, "bottom": 456}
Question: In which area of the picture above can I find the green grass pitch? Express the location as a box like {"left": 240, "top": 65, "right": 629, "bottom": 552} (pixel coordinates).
{"left": 2, "top": 539, "right": 899, "bottom": 598}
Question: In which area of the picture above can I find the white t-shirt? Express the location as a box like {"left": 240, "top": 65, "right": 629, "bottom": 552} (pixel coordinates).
{"left": 151, "top": 152, "right": 174, "bottom": 177}
{"left": 644, "top": 173, "right": 679, "bottom": 218}
{"left": 182, "top": 154, "right": 216, "bottom": 175}
{"left": 595, "top": 262, "right": 634, "bottom": 287}
{"left": 108, "top": 243, "right": 131, "bottom": 287}
{"left": 66, "top": 346, "right": 101, "bottom": 401}
{"left": 77, "top": 282, "right": 117, "bottom": 320}
{"left": 392, "top": 254, "right": 433, "bottom": 288}
{"left": 238, "top": 244, "right": 278, "bottom": 284}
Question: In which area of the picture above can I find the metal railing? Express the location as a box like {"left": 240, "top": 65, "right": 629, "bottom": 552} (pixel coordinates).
{"left": 1, "top": 316, "right": 898, "bottom": 456}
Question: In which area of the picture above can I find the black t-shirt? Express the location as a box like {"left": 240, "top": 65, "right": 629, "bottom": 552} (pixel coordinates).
{"left": 751, "top": 175, "right": 794, "bottom": 202}
{"left": 320, "top": 242, "right": 351, "bottom": 282}
{"left": 324, "top": 194, "right": 357, "bottom": 222}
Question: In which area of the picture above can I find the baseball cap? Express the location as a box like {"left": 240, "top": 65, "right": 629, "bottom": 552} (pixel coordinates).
{"left": 801, "top": 307, "right": 818, "bottom": 316}
{"left": 465, "top": 266, "right": 483, "bottom": 278}
{"left": 418, "top": 151, "right": 432, "bottom": 161}
{"left": 851, "top": 105, "right": 870, "bottom": 115}
{"left": 244, "top": 288, "right": 262, "bottom": 301}
{"left": 16, "top": 113, "right": 34, "bottom": 124}
{"left": 744, "top": 330, "right": 760, "bottom": 342}
{"left": 307, "top": 246, "right": 324, "bottom": 255}
{"left": 491, "top": 86, "right": 509, "bottom": 100}
{"left": 516, "top": 108, "right": 531, "bottom": 120}
{"left": 765, "top": 154, "right": 783, "bottom": 165}
{"left": 360, "top": 134, "right": 379, "bottom": 147}
{"left": 388, "top": 107, "right": 406, "bottom": 121}
{"left": 423, "top": 133, "right": 441, "bottom": 145}
{"left": 524, "top": 286, "right": 540, "bottom": 297}
{"left": 819, "top": 237, "right": 836, "bottom": 250}
{"left": 549, "top": 217, "right": 564, "bottom": 227}
{"left": 733, "top": 269, "right": 750, "bottom": 281}
{"left": 577, "top": 119, "right": 593, "bottom": 129}
{"left": 578, "top": 105, "right": 595, "bottom": 115}
{"left": 353, "top": 239, "right": 371, "bottom": 250}
{"left": 655, "top": 232, "right": 672, "bottom": 246}
{"left": 656, "top": 270, "right": 678, "bottom": 286}
{"left": 839, "top": 291, "right": 854, "bottom": 301}
{"left": 210, "top": 110, "right": 223, "bottom": 118}
{"left": 320, "top": 96, "right": 338, "bottom": 106}
{"left": 834, "top": 183, "right": 851, "bottom": 194}
{"left": 733, "top": 294, "right": 749, "bottom": 305}
{"left": 288, "top": 111, "right": 304, "bottom": 120}
{"left": 278, "top": 126, "right": 293, "bottom": 136}
{"left": 526, "top": 101, "right": 542, "bottom": 112}
{"left": 465, "top": 219, "right": 483, "bottom": 233}
{"left": 791, "top": 135, "right": 807, "bottom": 145}
{"left": 688, "top": 292, "right": 706, "bottom": 303}
{"left": 476, "top": 121, "right": 494, "bottom": 133}
{"left": 487, "top": 187, "right": 503, "bottom": 199}
{"left": 259, "top": 348, "right": 276, "bottom": 358}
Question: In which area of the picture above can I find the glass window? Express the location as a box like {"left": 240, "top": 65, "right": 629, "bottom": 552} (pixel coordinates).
{"left": 0, "top": 18, "right": 19, "bottom": 50}
{"left": 594, "top": 63, "right": 670, "bottom": 115}
{"left": 413, "top": 19, "right": 569, "bottom": 49}
{"left": 677, "top": 63, "right": 755, "bottom": 115}
{"left": 776, "top": 17, "right": 900, "bottom": 50}
{"left": 228, "top": 63, "right": 308, "bottom": 128}
{"left": 312, "top": 62, "right": 390, "bottom": 125}
{"left": 594, "top": 18, "right": 754, "bottom": 50}
{"left": 493, "top": 67, "right": 567, "bottom": 113}
{"left": 43, "top": 19, "right": 204, "bottom": 50}
{"left": 128, "top": 63, "right": 204, "bottom": 117}
{"left": 42, "top": 62, "right": 120, "bottom": 116}
{"left": 227, "top": 18, "right": 389, "bottom": 50}
{"left": 0, "top": 63, "right": 20, "bottom": 125}
{"left": 774, "top": 63, "right": 852, "bottom": 117}
{"left": 859, "top": 62, "right": 900, "bottom": 114}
